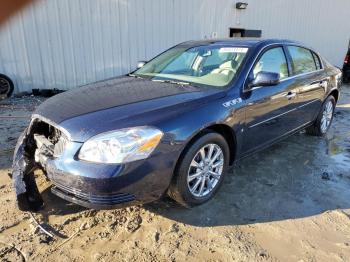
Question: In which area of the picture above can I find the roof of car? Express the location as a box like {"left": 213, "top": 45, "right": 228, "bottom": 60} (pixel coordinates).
{"left": 181, "top": 38, "right": 301, "bottom": 48}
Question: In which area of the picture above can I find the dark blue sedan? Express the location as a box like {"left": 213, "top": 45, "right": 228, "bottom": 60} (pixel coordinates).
{"left": 12, "top": 39, "right": 342, "bottom": 211}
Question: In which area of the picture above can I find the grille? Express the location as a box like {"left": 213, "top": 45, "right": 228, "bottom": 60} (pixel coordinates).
{"left": 52, "top": 182, "right": 136, "bottom": 206}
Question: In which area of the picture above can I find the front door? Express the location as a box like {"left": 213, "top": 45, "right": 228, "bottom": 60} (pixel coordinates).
{"left": 241, "top": 46, "right": 298, "bottom": 154}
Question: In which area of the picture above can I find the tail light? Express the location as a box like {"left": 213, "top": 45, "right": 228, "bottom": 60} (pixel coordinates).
{"left": 345, "top": 54, "right": 349, "bottom": 64}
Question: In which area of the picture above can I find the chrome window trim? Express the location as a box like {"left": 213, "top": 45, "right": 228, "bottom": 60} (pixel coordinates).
{"left": 303, "top": 47, "right": 325, "bottom": 70}
{"left": 280, "top": 68, "right": 325, "bottom": 82}
{"left": 243, "top": 43, "right": 325, "bottom": 93}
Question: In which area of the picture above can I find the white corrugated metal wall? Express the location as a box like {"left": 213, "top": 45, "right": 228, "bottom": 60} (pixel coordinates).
{"left": 0, "top": 0, "right": 349, "bottom": 93}
{"left": 237, "top": 0, "right": 349, "bottom": 69}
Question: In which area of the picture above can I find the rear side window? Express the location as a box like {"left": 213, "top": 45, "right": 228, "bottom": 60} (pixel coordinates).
{"left": 253, "top": 47, "right": 289, "bottom": 80}
{"left": 287, "top": 46, "right": 317, "bottom": 75}
{"left": 312, "top": 52, "right": 322, "bottom": 70}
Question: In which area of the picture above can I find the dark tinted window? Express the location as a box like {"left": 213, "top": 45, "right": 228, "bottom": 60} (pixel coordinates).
{"left": 253, "top": 47, "right": 289, "bottom": 79}
{"left": 312, "top": 52, "right": 322, "bottom": 70}
{"left": 287, "top": 46, "right": 317, "bottom": 75}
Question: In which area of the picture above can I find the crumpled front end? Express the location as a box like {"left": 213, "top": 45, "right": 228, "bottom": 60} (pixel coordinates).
{"left": 12, "top": 116, "right": 177, "bottom": 211}
{"left": 12, "top": 129, "right": 42, "bottom": 211}
{"left": 12, "top": 116, "right": 69, "bottom": 211}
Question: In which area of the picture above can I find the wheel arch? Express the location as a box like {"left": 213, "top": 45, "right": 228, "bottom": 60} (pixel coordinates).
{"left": 176, "top": 123, "right": 237, "bottom": 170}
{"left": 205, "top": 124, "right": 237, "bottom": 166}
{"left": 329, "top": 89, "right": 339, "bottom": 103}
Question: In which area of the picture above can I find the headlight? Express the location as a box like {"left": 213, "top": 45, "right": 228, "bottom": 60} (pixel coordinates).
{"left": 78, "top": 126, "right": 163, "bottom": 164}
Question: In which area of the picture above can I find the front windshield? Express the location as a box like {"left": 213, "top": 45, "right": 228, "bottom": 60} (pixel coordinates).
{"left": 133, "top": 45, "right": 249, "bottom": 87}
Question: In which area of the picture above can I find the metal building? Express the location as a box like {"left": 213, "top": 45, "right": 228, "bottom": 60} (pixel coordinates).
{"left": 0, "top": 0, "right": 349, "bottom": 93}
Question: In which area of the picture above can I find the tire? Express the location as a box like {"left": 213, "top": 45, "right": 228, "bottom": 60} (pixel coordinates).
{"left": 306, "top": 95, "right": 335, "bottom": 136}
{"left": 168, "top": 132, "right": 230, "bottom": 208}
{"left": 0, "top": 74, "right": 14, "bottom": 97}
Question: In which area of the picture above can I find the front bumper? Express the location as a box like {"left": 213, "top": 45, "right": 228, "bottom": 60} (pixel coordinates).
{"left": 51, "top": 185, "right": 137, "bottom": 210}
{"left": 12, "top": 132, "right": 179, "bottom": 210}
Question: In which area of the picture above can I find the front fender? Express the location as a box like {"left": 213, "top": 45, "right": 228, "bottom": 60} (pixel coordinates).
{"left": 158, "top": 95, "right": 245, "bottom": 170}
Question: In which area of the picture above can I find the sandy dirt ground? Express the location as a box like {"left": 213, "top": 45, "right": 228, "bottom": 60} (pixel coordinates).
{"left": 1, "top": 86, "right": 350, "bottom": 262}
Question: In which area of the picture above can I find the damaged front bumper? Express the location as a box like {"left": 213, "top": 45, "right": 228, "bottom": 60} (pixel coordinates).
{"left": 12, "top": 117, "right": 176, "bottom": 211}
{"left": 12, "top": 128, "right": 44, "bottom": 211}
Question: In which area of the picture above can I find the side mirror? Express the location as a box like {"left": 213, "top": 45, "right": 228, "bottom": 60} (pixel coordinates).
{"left": 137, "top": 61, "right": 147, "bottom": 69}
{"left": 248, "top": 71, "right": 280, "bottom": 89}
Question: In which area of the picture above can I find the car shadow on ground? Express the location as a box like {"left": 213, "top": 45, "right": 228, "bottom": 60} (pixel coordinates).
{"left": 144, "top": 127, "right": 350, "bottom": 227}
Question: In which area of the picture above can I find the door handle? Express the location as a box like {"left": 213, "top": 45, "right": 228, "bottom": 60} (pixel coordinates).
{"left": 285, "top": 92, "right": 296, "bottom": 99}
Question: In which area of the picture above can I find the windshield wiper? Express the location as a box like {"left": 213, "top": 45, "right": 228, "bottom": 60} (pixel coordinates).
{"left": 128, "top": 73, "right": 144, "bottom": 79}
{"left": 152, "top": 79, "right": 190, "bottom": 86}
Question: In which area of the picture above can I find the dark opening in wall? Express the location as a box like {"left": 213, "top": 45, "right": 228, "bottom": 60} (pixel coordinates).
{"left": 229, "top": 28, "right": 262, "bottom": 38}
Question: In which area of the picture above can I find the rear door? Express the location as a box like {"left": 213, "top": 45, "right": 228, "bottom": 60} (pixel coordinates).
{"left": 241, "top": 46, "right": 299, "bottom": 154}
{"left": 285, "top": 46, "right": 328, "bottom": 127}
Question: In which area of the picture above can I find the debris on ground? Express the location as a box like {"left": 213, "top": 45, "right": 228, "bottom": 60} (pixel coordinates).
{"left": 31, "top": 88, "right": 65, "bottom": 97}
{"left": 321, "top": 172, "right": 331, "bottom": 180}
{"left": 29, "top": 212, "right": 55, "bottom": 239}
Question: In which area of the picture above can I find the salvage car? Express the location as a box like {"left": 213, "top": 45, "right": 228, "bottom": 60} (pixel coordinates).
{"left": 12, "top": 39, "right": 342, "bottom": 211}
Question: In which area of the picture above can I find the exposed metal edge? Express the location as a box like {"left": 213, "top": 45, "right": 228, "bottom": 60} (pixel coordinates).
{"left": 30, "top": 114, "right": 72, "bottom": 141}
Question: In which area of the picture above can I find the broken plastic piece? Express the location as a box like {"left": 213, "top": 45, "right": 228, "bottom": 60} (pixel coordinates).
{"left": 12, "top": 130, "right": 44, "bottom": 212}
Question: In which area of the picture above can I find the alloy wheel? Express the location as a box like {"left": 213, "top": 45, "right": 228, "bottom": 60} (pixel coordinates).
{"left": 320, "top": 100, "right": 334, "bottom": 133}
{"left": 187, "top": 143, "right": 224, "bottom": 198}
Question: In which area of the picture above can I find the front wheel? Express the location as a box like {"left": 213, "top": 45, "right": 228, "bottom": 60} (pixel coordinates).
{"left": 167, "top": 132, "right": 230, "bottom": 207}
{"left": 306, "top": 96, "right": 335, "bottom": 136}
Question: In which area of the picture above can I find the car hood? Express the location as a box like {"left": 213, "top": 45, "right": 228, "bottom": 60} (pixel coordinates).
{"left": 34, "top": 76, "right": 226, "bottom": 141}
{"left": 35, "top": 76, "right": 201, "bottom": 123}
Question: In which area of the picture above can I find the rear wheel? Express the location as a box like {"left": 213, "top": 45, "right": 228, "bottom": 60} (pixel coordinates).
{"left": 306, "top": 96, "right": 335, "bottom": 136}
{"left": 168, "top": 132, "right": 230, "bottom": 207}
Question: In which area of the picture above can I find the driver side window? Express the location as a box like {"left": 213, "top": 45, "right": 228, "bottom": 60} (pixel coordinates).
{"left": 253, "top": 47, "right": 288, "bottom": 80}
